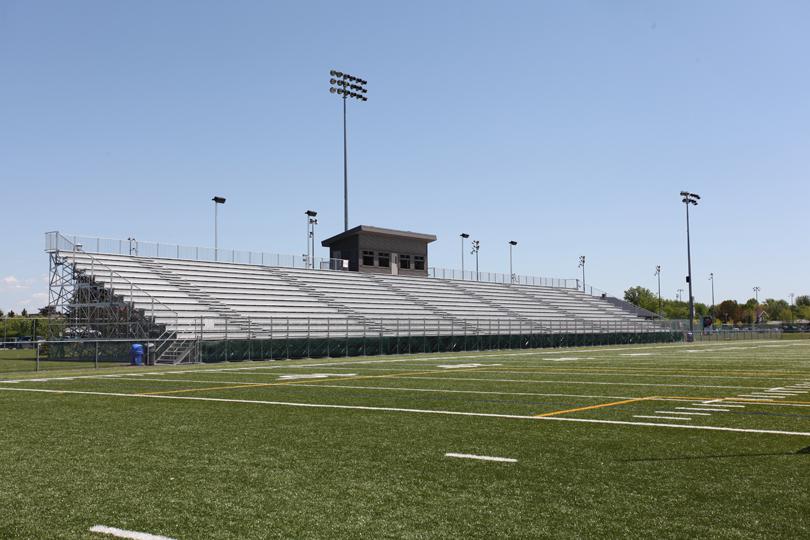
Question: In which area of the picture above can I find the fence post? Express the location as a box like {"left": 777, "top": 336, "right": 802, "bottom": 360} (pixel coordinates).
{"left": 35, "top": 342, "right": 40, "bottom": 372}
{"left": 345, "top": 318, "right": 349, "bottom": 357}
{"left": 94, "top": 340, "right": 99, "bottom": 369}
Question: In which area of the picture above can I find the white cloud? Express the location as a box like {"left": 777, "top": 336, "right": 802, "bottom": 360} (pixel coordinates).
{"left": 2, "top": 276, "right": 19, "bottom": 286}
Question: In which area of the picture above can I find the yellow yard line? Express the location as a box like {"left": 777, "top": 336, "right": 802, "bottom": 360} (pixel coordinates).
{"left": 534, "top": 397, "right": 655, "bottom": 418}
{"left": 137, "top": 367, "right": 488, "bottom": 396}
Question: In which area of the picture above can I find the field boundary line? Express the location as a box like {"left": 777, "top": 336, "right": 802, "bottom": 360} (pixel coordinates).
{"left": 3, "top": 386, "right": 810, "bottom": 437}
{"left": 535, "top": 397, "right": 654, "bottom": 418}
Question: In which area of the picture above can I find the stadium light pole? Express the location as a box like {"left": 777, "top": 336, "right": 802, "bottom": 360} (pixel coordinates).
{"left": 578, "top": 256, "right": 586, "bottom": 294}
{"left": 508, "top": 241, "right": 518, "bottom": 283}
{"left": 680, "top": 191, "right": 700, "bottom": 335}
{"left": 460, "top": 233, "right": 470, "bottom": 277}
{"left": 709, "top": 273, "right": 715, "bottom": 314}
{"left": 753, "top": 286, "right": 760, "bottom": 303}
{"left": 471, "top": 240, "right": 480, "bottom": 281}
{"left": 305, "top": 210, "right": 318, "bottom": 269}
{"left": 677, "top": 288, "right": 684, "bottom": 302}
{"left": 212, "top": 196, "right": 226, "bottom": 261}
{"left": 655, "top": 265, "right": 662, "bottom": 318}
{"left": 790, "top": 292, "right": 795, "bottom": 306}
{"left": 330, "top": 70, "right": 368, "bottom": 231}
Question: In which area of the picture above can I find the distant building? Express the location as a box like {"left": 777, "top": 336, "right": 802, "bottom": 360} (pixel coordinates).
{"left": 321, "top": 225, "right": 436, "bottom": 276}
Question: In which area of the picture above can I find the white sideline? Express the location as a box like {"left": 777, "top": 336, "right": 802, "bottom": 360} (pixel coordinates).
{"left": 445, "top": 453, "right": 516, "bottom": 463}
{"left": 89, "top": 525, "right": 176, "bottom": 540}
{"left": 3, "top": 386, "right": 810, "bottom": 437}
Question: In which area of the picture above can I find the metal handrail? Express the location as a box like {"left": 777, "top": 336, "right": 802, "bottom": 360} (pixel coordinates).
{"left": 46, "top": 231, "right": 345, "bottom": 271}
{"left": 428, "top": 266, "right": 579, "bottom": 289}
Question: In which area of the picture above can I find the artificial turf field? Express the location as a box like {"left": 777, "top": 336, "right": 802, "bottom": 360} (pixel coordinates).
{"left": 1, "top": 339, "right": 809, "bottom": 539}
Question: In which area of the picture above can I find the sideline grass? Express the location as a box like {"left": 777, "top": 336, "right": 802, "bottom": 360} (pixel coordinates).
{"left": 1, "top": 340, "right": 809, "bottom": 538}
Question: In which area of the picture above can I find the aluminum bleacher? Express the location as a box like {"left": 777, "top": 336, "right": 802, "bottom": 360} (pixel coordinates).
{"left": 60, "top": 250, "right": 658, "bottom": 338}
{"left": 48, "top": 231, "right": 668, "bottom": 363}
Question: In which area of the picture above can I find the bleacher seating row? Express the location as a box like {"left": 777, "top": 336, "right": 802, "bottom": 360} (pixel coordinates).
{"left": 61, "top": 251, "right": 657, "bottom": 340}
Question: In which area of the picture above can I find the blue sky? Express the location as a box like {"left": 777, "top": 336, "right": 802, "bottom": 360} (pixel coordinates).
{"left": 1, "top": 1, "right": 808, "bottom": 312}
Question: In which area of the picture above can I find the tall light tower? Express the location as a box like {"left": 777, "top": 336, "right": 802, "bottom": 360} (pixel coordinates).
{"left": 578, "top": 256, "right": 586, "bottom": 294}
{"left": 471, "top": 240, "right": 480, "bottom": 281}
{"left": 753, "top": 286, "right": 760, "bottom": 303}
{"left": 709, "top": 273, "right": 715, "bottom": 314}
{"left": 677, "top": 288, "right": 684, "bottom": 302}
{"left": 655, "top": 265, "right": 662, "bottom": 318}
{"left": 212, "top": 196, "right": 226, "bottom": 261}
{"left": 508, "top": 241, "right": 518, "bottom": 283}
{"left": 460, "top": 233, "right": 470, "bottom": 277}
{"left": 790, "top": 292, "right": 795, "bottom": 306}
{"left": 305, "top": 210, "right": 318, "bottom": 269}
{"left": 680, "top": 191, "right": 700, "bottom": 335}
{"left": 329, "top": 70, "right": 368, "bottom": 231}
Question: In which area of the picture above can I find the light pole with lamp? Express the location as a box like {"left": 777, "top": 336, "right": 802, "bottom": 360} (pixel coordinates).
{"left": 655, "top": 265, "right": 662, "bottom": 318}
{"left": 470, "top": 240, "right": 480, "bottom": 281}
{"left": 680, "top": 191, "right": 700, "bottom": 337}
{"left": 508, "top": 241, "right": 517, "bottom": 283}
{"left": 460, "top": 233, "right": 469, "bottom": 278}
{"left": 305, "top": 210, "right": 318, "bottom": 269}
{"left": 329, "top": 70, "right": 368, "bottom": 231}
{"left": 578, "top": 256, "right": 586, "bottom": 294}
{"left": 212, "top": 196, "right": 226, "bottom": 261}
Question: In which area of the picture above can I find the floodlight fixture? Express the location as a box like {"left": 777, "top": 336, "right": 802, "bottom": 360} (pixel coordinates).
{"left": 330, "top": 69, "right": 369, "bottom": 231}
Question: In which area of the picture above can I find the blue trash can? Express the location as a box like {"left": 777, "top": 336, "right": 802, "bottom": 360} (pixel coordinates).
{"left": 130, "top": 343, "right": 144, "bottom": 366}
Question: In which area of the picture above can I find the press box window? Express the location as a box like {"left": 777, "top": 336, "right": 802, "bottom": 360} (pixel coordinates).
{"left": 362, "top": 251, "right": 375, "bottom": 266}
{"left": 378, "top": 252, "right": 390, "bottom": 268}
{"left": 414, "top": 256, "right": 425, "bottom": 270}
{"left": 400, "top": 255, "right": 411, "bottom": 269}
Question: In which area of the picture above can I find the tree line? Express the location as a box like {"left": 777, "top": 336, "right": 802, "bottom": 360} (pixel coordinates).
{"left": 623, "top": 286, "right": 810, "bottom": 324}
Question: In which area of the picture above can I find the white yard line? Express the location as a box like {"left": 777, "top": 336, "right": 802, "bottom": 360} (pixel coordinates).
{"left": 89, "top": 525, "right": 176, "bottom": 540}
{"left": 444, "top": 453, "right": 517, "bottom": 463}
{"left": 655, "top": 411, "right": 710, "bottom": 416}
{"left": 4, "top": 386, "right": 810, "bottom": 437}
{"left": 677, "top": 407, "right": 730, "bottom": 412}
{"left": 633, "top": 415, "right": 692, "bottom": 421}
{"left": 399, "top": 375, "right": 758, "bottom": 390}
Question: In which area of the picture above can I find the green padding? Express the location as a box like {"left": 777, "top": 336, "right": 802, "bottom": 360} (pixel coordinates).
{"left": 192, "top": 331, "right": 682, "bottom": 362}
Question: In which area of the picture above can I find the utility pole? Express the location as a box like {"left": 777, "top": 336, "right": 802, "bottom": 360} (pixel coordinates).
{"left": 578, "top": 256, "right": 586, "bottom": 294}
{"left": 709, "top": 272, "right": 715, "bottom": 314}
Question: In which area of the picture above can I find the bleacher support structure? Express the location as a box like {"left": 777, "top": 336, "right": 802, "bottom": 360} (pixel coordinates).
{"left": 45, "top": 232, "right": 679, "bottom": 364}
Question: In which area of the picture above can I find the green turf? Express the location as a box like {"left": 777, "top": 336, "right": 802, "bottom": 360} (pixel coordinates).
{"left": 1, "top": 340, "right": 809, "bottom": 538}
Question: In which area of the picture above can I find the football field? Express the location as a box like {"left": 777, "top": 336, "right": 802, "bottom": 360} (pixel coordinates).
{"left": 1, "top": 339, "right": 809, "bottom": 538}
